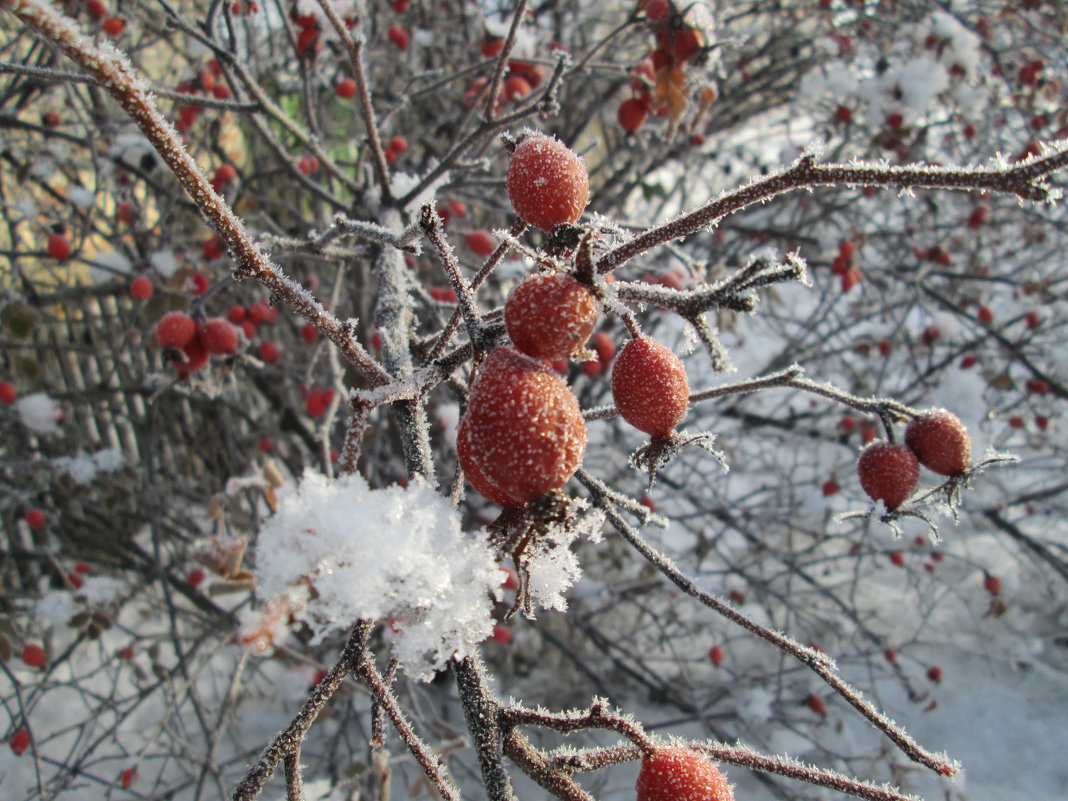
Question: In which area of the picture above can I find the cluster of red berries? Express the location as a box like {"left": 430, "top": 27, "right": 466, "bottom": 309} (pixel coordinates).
{"left": 175, "top": 59, "right": 232, "bottom": 131}
{"left": 155, "top": 311, "right": 241, "bottom": 375}
{"left": 856, "top": 409, "right": 971, "bottom": 511}
{"left": 831, "top": 239, "right": 862, "bottom": 292}
{"left": 463, "top": 59, "right": 547, "bottom": 115}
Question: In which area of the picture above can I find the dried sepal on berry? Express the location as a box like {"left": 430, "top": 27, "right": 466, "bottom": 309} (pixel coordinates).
{"left": 505, "top": 272, "right": 600, "bottom": 359}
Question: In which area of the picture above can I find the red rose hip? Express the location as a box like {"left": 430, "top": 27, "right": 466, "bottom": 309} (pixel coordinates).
{"left": 636, "top": 746, "right": 734, "bottom": 801}
{"left": 904, "top": 409, "right": 971, "bottom": 476}
{"left": 505, "top": 272, "right": 600, "bottom": 359}
{"left": 857, "top": 442, "right": 919, "bottom": 510}
{"left": 460, "top": 348, "right": 586, "bottom": 504}
{"left": 611, "top": 337, "right": 690, "bottom": 437}
{"left": 506, "top": 132, "right": 589, "bottom": 231}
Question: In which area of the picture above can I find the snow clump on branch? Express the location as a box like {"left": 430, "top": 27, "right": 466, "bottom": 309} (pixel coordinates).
{"left": 247, "top": 470, "right": 502, "bottom": 680}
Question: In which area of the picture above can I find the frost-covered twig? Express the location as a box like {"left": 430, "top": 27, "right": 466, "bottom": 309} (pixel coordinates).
{"left": 594, "top": 503, "right": 959, "bottom": 778}
{"left": 315, "top": 0, "right": 391, "bottom": 197}
{"left": 231, "top": 621, "right": 371, "bottom": 801}
{"left": 482, "top": 0, "right": 528, "bottom": 124}
{"left": 420, "top": 204, "right": 488, "bottom": 348}
{"left": 454, "top": 655, "right": 516, "bottom": 801}
{"left": 596, "top": 148, "right": 1068, "bottom": 274}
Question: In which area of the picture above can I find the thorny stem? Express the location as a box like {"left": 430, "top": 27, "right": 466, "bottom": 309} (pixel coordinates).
{"left": 4, "top": 0, "right": 390, "bottom": 387}
{"left": 581, "top": 489, "right": 958, "bottom": 778}
{"left": 454, "top": 655, "right": 516, "bottom": 801}
{"left": 283, "top": 749, "right": 303, "bottom": 801}
{"left": 230, "top": 621, "right": 371, "bottom": 801}
{"left": 315, "top": 0, "right": 392, "bottom": 197}
{"left": 420, "top": 205, "right": 486, "bottom": 346}
{"left": 483, "top": 0, "right": 529, "bottom": 125}
{"left": 353, "top": 653, "right": 461, "bottom": 801}
{"left": 501, "top": 701, "right": 652, "bottom": 751}
{"left": 503, "top": 730, "right": 594, "bottom": 801}
{"left": 549, "top": 742, "right": 925, "bottom": 801}
{"left": 595, "top": 149, "right": 1068, "bottom": 274}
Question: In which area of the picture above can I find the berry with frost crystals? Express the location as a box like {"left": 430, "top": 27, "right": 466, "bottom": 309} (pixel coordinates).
{"left": 460, "top": 348, "right": 586, "bottom": 505}
{"left": 505, "top": 272, "right": 600, "bottom": 359}
{"left": 129, "top": 276, "right": 153, "bottom": 300}
{"left": 904, "top": 409, "right": 971, "bottom": 476}
{"left": 156, "top": 312, "right": 196, "bottom": 349}
{"left": 612, "top": 337, "right": 689, "bottom": 437}
{"left": 506, "top": 132, "right": 589, "bottom": 231}
{"left": 636, "top": 746, "right": 734, "bottom": 801}
{"left": 857, "top": 442, "right": 919, "bottom": 510}
{"left": 457, "top": 416, "right": 525, "bottom": 508}
{"left": 200, "top": 318, "right": 239, "bottom": 354}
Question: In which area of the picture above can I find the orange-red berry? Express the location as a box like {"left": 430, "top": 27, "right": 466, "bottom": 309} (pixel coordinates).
{"left": 156, "top": 312, "right": 197, "bottom": 349}
{"left": 611, "top": 337, "right": 689, "bottom": 437}
{"left": 636, "top": 746, "right": 734, "bottom": 801}
{"left": 506, "top": 132, "right": 589, "bottom": 231}
{"left": 904, "top": 409, "right": 971, "bottom": 476}
{"left": 857, "top": 442, "right": 919, "bottom": 510}
{"left": 505, "top": 272, "right": 600, "bottom": 359}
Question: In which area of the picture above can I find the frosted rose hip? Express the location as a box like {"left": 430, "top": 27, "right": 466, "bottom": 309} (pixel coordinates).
{"left": 506, "top": 132, "right": 589, "bottom": 231}
{"left": 457, "top": 417, "right": 526, "bottom": 508}
{"left": 611, "top": 337, "right": 690, "bottom": 437}
{"left": 505, "top": 272, "right": 600, "bottom": 359}
{"left": 904, "top": 409, "right": 971, "bottom": 475}
{"left": 857, "top": 442, "right": 919, "bottom": 510}
{"left": 461, "top": 348, "right": 586, "bottom": 504}
{"left": 636, "top": 746, "right": 734, "bottom": 801}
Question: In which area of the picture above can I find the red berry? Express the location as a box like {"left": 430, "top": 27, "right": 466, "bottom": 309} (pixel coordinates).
{"left": 889, "top": 551, "right": 905, "bottom": 567}
{"left": 593, "top": 332, "right": 616, "bottom": 364}
{"left": 960, "top": 354, "right": 977, "bottom": 369}
{"left": 120, "top": 767, "right": 137, "bottom": 790}
{"left": 0, "top": 381, "right": 15, "bottom": 404}
{"left": 503, "top": 75, "right": 532, "bottom": 102}
{"left": 129, "top": 275, "right": 153, "bottom": 300}
{"left": 200, "top": 318, "right": 239, "bottom": 354}
{"left": 921, "top": 325, "right": 941, "bottom": 344}
{"left": 176, "top": 334, "right": 210, "bottom": 374}
{"left": 389, "top": 135, "right": 408, "bottom": 154}
{"left": 612, "top": 337, "right": 689, "bottom": 437}
{"left": 856, "top": 442, "right": 919, "bottom": 510}
{"left": 926, "top": 665, "right": 943, "bottom": 682}
{"left": 1025, "top": 310, "right": 1041, "bottom": 329}
{"left": 838, "top": 239, "right": 856, "bottom": 261}
{"left": 1026, "top": 377, "right": 1049, "bottom": 395}
{"left": 500, "top": 567, "right": 519, "bottom": 590}
{"left": 480, "top": 38, "right": 504, "bottom": 59}
{"left": 822, "top": 479, "right": 839, "bottom": 497}
{"left": 466, "top": 229, "right": 496, "bottom": 256}
{"left": 25, "top": 508, "right": 46, "bottom": 531}
{"left": 335, "top": 78, "right": 357, "bottom": 98}
{"left": 459, "top": 348, "right": 586, "bottom": 505}
{"left": 188, "top": 567, "right": 206, "bottom": 588}
{"left": 47, "top": 232, "right": 72, "bottom": 261}
{"left": 505, "top": 272, "right": 600, "bottom": 359}
{"left": 884, "top": 648, "right": 897, "bottom": 663}
{"left": 1008, "top": 415, "right": 1025, "bottom": 429}
{"left": 977, "top": 305, "right": 994, "bottom": 325}
{"left": 835, "top": 104, "right": 852, "bottom": 124}
{"left": 101, "top": 17, "right": 126, "bottom": 36}
{"left": 636, "top": 747, "right": 734, "bottom": 801}
{"left": 9, "top": 729, "right": 30, "bottom": 756}
{"left": 258, "top": 436, "right": 273, "bottom": 453}
{"left": 21, "top": 643, "right": 46, "bottom": 668}
{"left": 618, "top": 97, "right": 650, "bottom": 133}
{"left": 806, "top": 693, "right": 827, "bottom": 716}
{"left": 214, "top": 163, "right": 237, "bottom": 185}
{"left": 967, "top": 206, "right": 990, "bottom": 229}
{"left": 296, "top": 27, "right": 320, "bottom": 57}
{"left": 297, "top": 155, "right": 319, "bottom": 176}
{"left": 904, "top": 409, "right": 971, "bottom": 476}
{"left": 708, "top": 645, "right": 724, "bottom": 666}
{"left": 247, "top": 300, "right": 275, "bottom": 325}
{"left": 86, "top": 0, "right": 106, "bottom": 20}
{"left": 490, "top": 625, "right": 512, "bottom": 644}
{"left": 156, "top": 312, "right": 197, "bottom": 349}
{"left": 387, "top": 25, "right": 409, "bottom": 50}
{"left": 228, "top": 305, "right": 247, "bottom": 324}
{"left": 457, "top": 416, "right": 526, "bottom": 507}
{"left": 301, "top": 323, "right": 318, "bottom": 344}
{"left": 878, "top": 339, "right": 891, "bottom": 357}
{"left": 258, "top": 341, "right": 281, "bottom": 364}
{"left": 841, "top": 267, "right": 862, "bottom": 291}
{"left": 983, "top": 572, "right": 1002, "bottom": 595}
{"left": 202, "top": 236, "right": 223, "bottom": 260}
{"left": 506, "top": 132, "right": 589, "bottom": 231}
